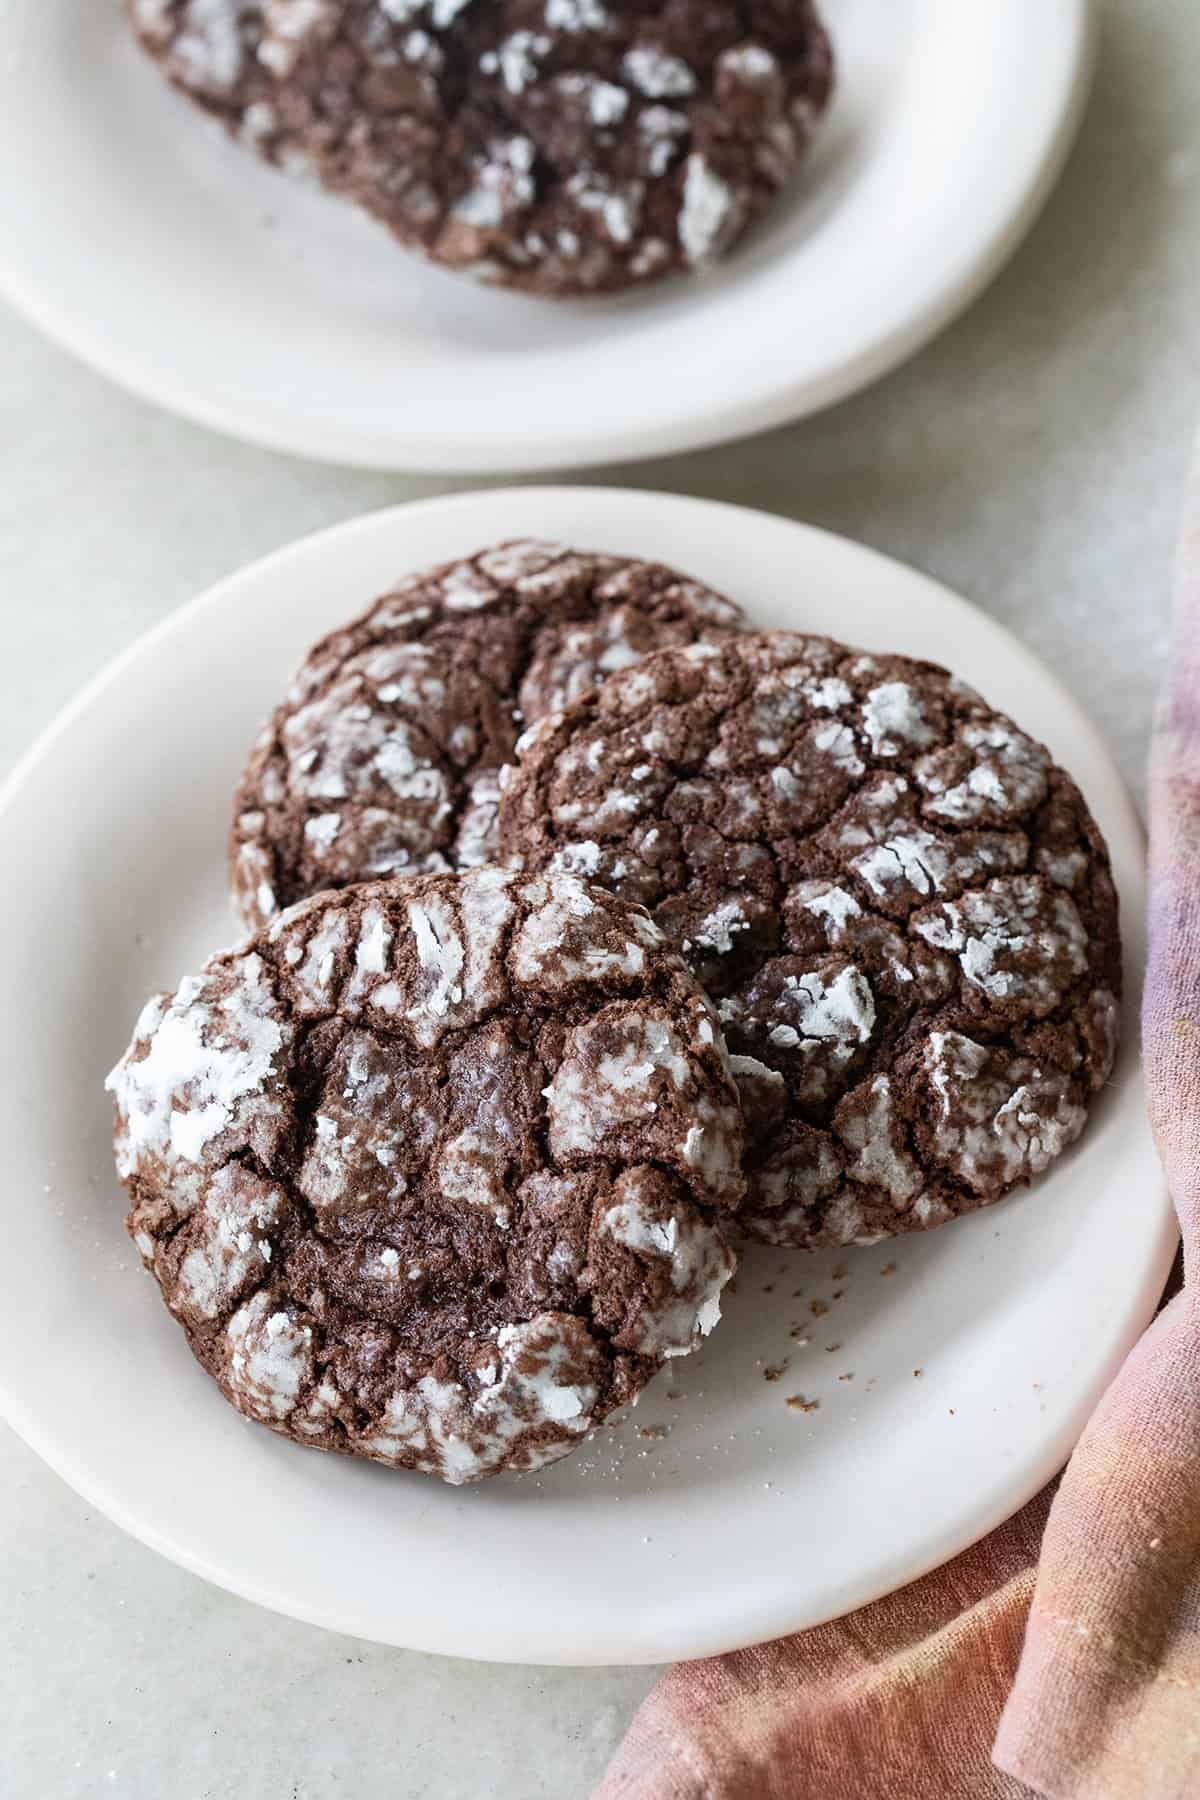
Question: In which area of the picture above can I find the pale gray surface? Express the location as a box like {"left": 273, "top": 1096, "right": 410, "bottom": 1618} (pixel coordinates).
{"left": 1, "top": 3, "right": 1197, "bottom": 1796}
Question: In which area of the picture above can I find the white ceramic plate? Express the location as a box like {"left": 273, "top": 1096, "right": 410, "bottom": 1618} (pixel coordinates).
{"left": 0, "top": 489, "right": 1173, "bottom": 1665}
{"left": 0, "top": 2, "right": 1093, "bottom": 472}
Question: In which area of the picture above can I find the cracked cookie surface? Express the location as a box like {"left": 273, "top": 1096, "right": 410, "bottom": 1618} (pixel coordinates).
{"left": 107, "top": 869, "right": 742, "bottom": 1482}
{"left": 498, "top": 633, "right": 1122, "bottom": 1248}
{"left": 231, "top": 538, "right": 741, "bottom": 933}
{"left": 130, "top": 0, "right": 833, "bottom": 296}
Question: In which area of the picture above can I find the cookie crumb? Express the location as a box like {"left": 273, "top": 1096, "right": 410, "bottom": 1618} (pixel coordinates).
{"left": 786, "top": 1394, "right": 819, "bottom": 1414}
{"left": 638, "top": 1424, "right": 670, "bottom": 1441}
{"left": 913, "top": 1368, "right": 924, "bottom": 1379}
{"left": 881, "top": 1263, "right": 897, "bottom": 1278}
{"left": 763, "top": 1362, "right": 788, "bottom": 1383}
{"left": 810, "top": 1298, "right": 829, "bottom": 1318}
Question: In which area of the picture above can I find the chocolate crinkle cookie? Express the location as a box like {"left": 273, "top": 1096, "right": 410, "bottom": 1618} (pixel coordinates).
{"left": 128, "top": 0, "right": 833, "bottom": 296}
{"left": 107, "top": 869, "right": 743, "bottom": 1483}
{"left": 231, "top": 538, "right": 741, "bottom": 933}
{"left": 499, "top": 634, "right": 1122, "bottom": 1250}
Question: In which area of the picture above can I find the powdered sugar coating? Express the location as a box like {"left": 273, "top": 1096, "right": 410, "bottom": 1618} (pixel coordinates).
{"left": 355, "top": 1313, "right": 605, "bottom": 1482}
{"left": 176, "top": 1165, "right": 285, "bottom": 1320}
{"left": 110, "top": 870, "right": 742, "bottom": 1481}
{"left": 861, "top": 682, "right": 935, "bottom": 756}
{"left": 259, "top": 0, "right": 335, "bottom": 76}
{"left": 511, "top": 872, "right": 664, "bottom": 992}
{"left": 107, "top": 950, "right": 292, "bottom": 1191}
{"left": 916, "top": 721, "right": 1050, "bottom": 825}
{"left": 545, "top": 1002, "right": 742, "bottom": 1205}
{"left": 600, "top": 1174, "right": 734, "bottom": 1358}
{"left": 232, "top": 540, "right": 740, "bottom": 930}
{"left": 128, "top": 0, "right": 833, "bottom": 297}
{"left": 678, "top": 155, "right": 740, "bottom": 263}
{"left": 501, "top": 630, "right": 1122, "bottom": 1248}
{"left": 921, "top": 1031, "right": 1092, "bottom": 1193}
{"left": 225, "top": 1292, "right": 315, "bottom": 1421}
{"left": 135, "top": 0, "right": 247, "bottom": 92}
{"left": 913, "top": 877, "right": 1089, "bottom": 1015}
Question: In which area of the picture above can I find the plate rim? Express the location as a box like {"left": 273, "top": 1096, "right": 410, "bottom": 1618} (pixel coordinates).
{"left": 0, "top": 1, "right": 1096, "bottom": 473}
{"left": 0, "top": 485, "right": 1177, "bottom": 1664}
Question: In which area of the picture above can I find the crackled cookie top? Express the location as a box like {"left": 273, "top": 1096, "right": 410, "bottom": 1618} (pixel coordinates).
{"left": 499, "top": 634, "right": 1122, "bottom": 1248}
{"left": 129, "top": 0, "right": 833, "bottom": 296}
{"left": 231, "top": 539, "right": 741, "bottom": 932}
{"left": 107, "top": 870, "right": 742, "bottom": 1482}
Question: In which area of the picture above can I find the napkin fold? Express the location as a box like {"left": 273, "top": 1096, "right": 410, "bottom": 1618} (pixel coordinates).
{"left": 597, "top": 486, "right": 1200, "bottom": 1800}
{"left": 597, "top": 1489, "right": 1051, "bottom": 1800}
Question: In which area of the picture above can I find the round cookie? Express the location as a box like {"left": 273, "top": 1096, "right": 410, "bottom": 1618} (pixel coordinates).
{"left": 106, "top": 869, "right": 743, "bottom": 1483}
{"left": 129, "top": 0, "right": 833, "bottom": 297}
{"left": 231, "top": 538, "right": 741, "bottom": 932}
{"left": 499, "top": 633, "right": 1122, "bottom": 1249}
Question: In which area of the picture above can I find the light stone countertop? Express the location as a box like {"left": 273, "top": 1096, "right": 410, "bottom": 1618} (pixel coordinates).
{"left": 2, "top": 3, "right": 1197, "bottom": 1795}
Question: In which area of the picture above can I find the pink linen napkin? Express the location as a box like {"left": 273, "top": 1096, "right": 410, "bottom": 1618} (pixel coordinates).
{"left": 597, "top": 497, "right": 1200, "bottom": 1800}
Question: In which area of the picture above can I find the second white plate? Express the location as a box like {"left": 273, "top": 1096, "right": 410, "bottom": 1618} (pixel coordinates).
{"left": 0, "top": 488, "right": 1174, "bottom": 1664}
{"left": 0, "top": 1, "right": 1093, "bottom": 470}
